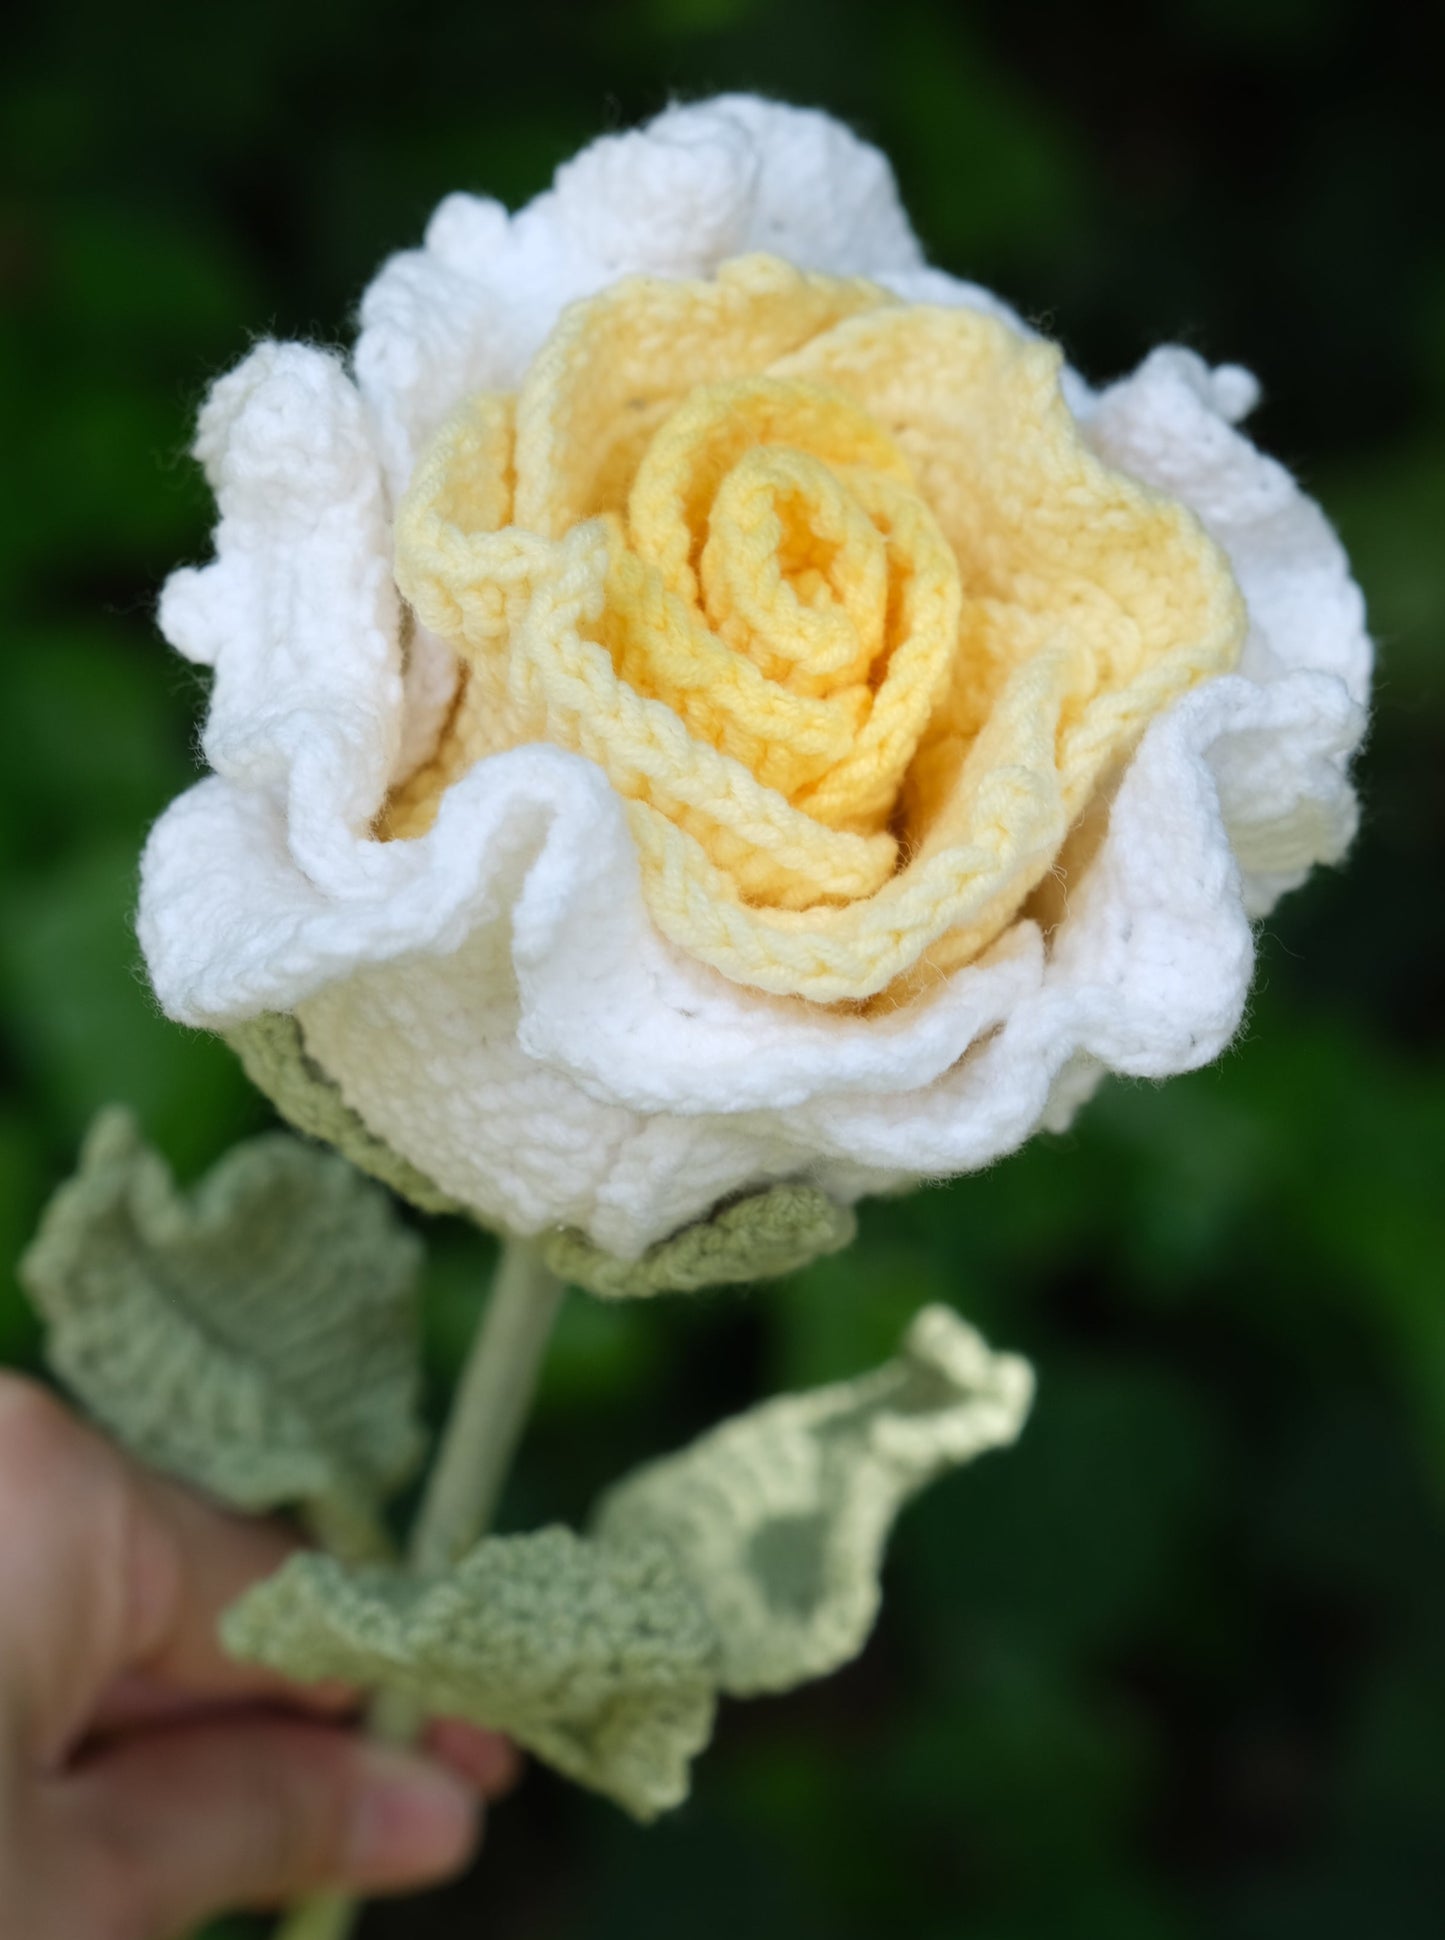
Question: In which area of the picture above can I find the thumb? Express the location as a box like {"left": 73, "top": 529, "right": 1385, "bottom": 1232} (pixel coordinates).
{"left": 49, "top": 1713, "right": 480, "bottom": 1938}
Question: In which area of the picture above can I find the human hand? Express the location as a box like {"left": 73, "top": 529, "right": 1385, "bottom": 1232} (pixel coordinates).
{"left": 0, "top": 1374, "right": 518, "bottom": 1939}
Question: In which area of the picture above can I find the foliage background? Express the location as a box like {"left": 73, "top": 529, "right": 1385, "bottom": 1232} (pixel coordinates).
{"left": 3, "top": 2, "right": 1443, "bottom": 1935}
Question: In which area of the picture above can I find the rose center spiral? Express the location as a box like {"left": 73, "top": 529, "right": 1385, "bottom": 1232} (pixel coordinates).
{"left": 609, "top": 375, "right": 959, "bottom": 832}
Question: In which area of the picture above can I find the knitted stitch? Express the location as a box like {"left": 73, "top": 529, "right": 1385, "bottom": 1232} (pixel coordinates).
{"left": 224, "top": 1528, "right": 718, "bottom": 1821}
{"left": 594, "top": 1304, "right": 1034, "bottom": 1694}
{"left": 20, "top": 1110, "right": 424, "bottom": 1546}
{"left": 223, "top": 1304, "right": 1031, "bottom": 1817}
{"left": 227, "top": 1011, "right": 462, "bottom": 1216}
{"left": 138, "top": 96, "right": 1370, "bottom": 1257}
{"left": 387, "top": 258, "right": 1245, "bottom": 1001}
{"left": 230, "top": 1012, "right": 858, "bottom": 1293}
{"left": 542, "top": 1181, "right": 857, "bottom": 1299}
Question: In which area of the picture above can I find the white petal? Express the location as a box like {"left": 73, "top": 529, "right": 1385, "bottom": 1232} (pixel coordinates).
{"left": 298, "top": 928, "right": 643, "bottom": 1240}
{"left": 545, "top": 103, "right": 761, "bottom": 276}
{"left": 696, "top": 94, "right": 922, "bottom": 273}
{"left": 157, "top": 343, "right": 403, "bottom": 841}
{"left": 354, "top": 96, "right": 923, "bottom": 495}
{"left": 1088, "top": 348, "right": 1369, "bottom": 697}
{"left": 1087, "top": 346, "right": 1369, "bottom": 909}
{"left": 876, "top": 263, "right": 1035, "bottom": 335}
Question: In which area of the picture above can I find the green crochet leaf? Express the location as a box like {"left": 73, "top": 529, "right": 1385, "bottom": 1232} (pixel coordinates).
{"left": 20, "top": 1109, "right": 425, "bottom": 1544}
{"left": 224, "top": 1307, "right": 1032, "bottom": 1821}
{"left": 223, "top": 1527, "right": 718, "bottom": 1821}
{"left": 594, "top": 1305, "right": 1034, "bottom": 1694}
{"left": 225, "top": 1012, "right": 462, "bottom": 1218}
{"left": 543, "top": 1182, "right": 858, "bottom": 1299}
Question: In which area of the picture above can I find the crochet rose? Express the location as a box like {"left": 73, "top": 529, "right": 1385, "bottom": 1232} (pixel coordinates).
{"left": 140, "top": 96, "right": 1370, "bottom": 1260}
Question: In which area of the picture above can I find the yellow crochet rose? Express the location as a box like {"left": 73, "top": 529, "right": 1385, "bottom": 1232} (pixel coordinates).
{"left": 388, "top": 254, "right": 1245, "bottom": 1004}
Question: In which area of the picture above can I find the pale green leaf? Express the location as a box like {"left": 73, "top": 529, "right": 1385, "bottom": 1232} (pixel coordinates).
{"left": 543, "top": 1182, "right": 857, "bottom": 1299}
{"left": 223, "top": 1309, "right": 1032, "bottom": 1820}
{"left": 593, "top": 1305, "right": 1035, "bottom": 1694}
{"left": 20, "top": 1109, "right": 424, "bottom": 1541}
{"left": 223, "top": 1527, "right": 718, "bottom": 1821}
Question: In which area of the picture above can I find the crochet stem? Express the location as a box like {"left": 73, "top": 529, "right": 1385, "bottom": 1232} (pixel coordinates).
{"left": 272, "top": 1894, "right": 354, "bottom": 1940}
{"left": 274, "top": 1237, "right": 566, "bottom": 1940}
{"left": 412, "top": 1236, "right": 567, "bottom": 1574}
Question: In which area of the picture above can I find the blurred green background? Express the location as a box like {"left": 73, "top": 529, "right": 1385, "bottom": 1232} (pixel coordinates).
{"left": 3, "top": 2, "right": 1443, "bottom": 1935}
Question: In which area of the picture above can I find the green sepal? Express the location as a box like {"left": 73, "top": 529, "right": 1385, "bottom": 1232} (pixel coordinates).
{"left": 225, "top": 1013, "right": 462, "bottom": 1218}
{"left": 543, "top": 1182, "right": 857, "bottom": 1299}
{"left": 223, "top": 1527, "right": 718, "bottom": 1821}
{"left": 594, "top": 1305, "right": 1034, "bottom": 1694}
{"left": 20, "top": 1109, "right": 425, "bottom": 1547}
{"left": 225, "top": 1017, "right": 857, "bottom": 1299}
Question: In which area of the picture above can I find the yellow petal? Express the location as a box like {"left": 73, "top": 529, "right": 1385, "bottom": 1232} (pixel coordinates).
{"left": 513, "top": 255, "right": 894, "bottom": 537}
{"left": 387, "top": 266, "right": 1246, "bottom": 1005}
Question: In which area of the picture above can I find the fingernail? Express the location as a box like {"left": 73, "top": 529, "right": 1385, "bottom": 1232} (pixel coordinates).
{"left": 345, "top": 1747, "right": 481, "bottom": 1887}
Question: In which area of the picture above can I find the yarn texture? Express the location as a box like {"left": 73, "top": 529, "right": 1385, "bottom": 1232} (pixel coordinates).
{"left": 227, "top": 1012, "right": 463, "bottom": 1216}
{"left": 542, "top": 1181, "right": 857, "bottom": 1298}
{"left": 224, "top": 1304, "right": 1031, "bottom": 1818}
{"left": 21, "top": 1118, "right": 1031, "bottom": 1822}
{"left": 226, "top": 1528, "right": 719, "bottom": 1821}
{"left": 593, "top": 1304, "right": 1034, "bottom": 1695}
{"left": 387, "top": 259, "right": 1243, "bottom": 1001}
{"left": 20, "top": 1111, "right": 424, "bottom": 1553}
{"left": 138, "top": 95, "right": 1371, "bottom": 1258}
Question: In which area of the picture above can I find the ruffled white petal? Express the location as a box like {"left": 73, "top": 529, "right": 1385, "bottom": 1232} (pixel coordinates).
{"left": 157, "top": 342, "right": 404, "bottom": 846}
{"left": 1086, "top": 347, "right": 1368, "bottom": 910}
{"left": 139, "top": 98, "right": 1371, "bottom": 1260}
{"left": 354, "top": 97, "right": 924, "bottom": 496}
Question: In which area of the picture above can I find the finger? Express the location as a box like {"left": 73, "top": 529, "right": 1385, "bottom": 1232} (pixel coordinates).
{"left": 0, "top": 1376, "right": 350, "bottom": 1762}
{"left": 93, "top": 1703, "right": 520, "bottom": 1795}
{"left": 0, "top": 1376, "right": 176, "bottom": 1758}
{"left": 424, "top": 1718, "right": 524, "bottom": 1798}
{"left": 91, "top": 1672, "right": 357, "bottom": 1739}
{"left": 53, "top": 1714, "right": 480, "bottom": 1936}
{"left": 123, "top": 1469, "right": 355, "bottom": 1709}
